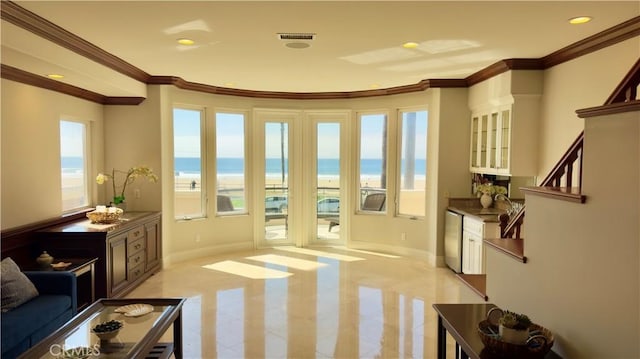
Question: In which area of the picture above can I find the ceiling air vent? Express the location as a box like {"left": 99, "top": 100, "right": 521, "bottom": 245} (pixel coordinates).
{"left": 277, "top": 33, "right": 316, "bottom": 41}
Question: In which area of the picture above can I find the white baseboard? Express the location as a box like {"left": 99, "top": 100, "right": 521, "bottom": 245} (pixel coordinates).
{"left": 162, "top": 240, "right": 447, "bottom": 269}
{"left": 348, "top": 240, "right": 444, "bottom": 267}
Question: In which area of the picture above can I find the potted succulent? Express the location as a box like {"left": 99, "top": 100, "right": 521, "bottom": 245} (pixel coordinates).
{"left": 498, "top": 310, "right": 532, "bottom": 345}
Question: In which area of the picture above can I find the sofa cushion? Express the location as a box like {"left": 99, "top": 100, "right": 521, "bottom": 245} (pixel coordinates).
{"left": 1, "top": 258, "right": 38, "bottom": 312}
{"left": 1, "top": 295, "right": 72, "bottom": 352}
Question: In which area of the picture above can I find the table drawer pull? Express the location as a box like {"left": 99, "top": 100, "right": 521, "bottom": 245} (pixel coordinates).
{"left": 128, "top": 253, "right": 145, "bottom": 266}
{"left": 128, "top": 226, "right": 145, "bottom": 241}
{"left": 127, "top": 237, "right": 145, "bottom": 254}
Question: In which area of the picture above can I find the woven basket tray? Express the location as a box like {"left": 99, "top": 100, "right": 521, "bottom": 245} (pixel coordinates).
{"left": 478, "top": 320, "right": 554, "bottom": 359}
{"left": 86, "top": 209, "right": 123, "bottom": 224}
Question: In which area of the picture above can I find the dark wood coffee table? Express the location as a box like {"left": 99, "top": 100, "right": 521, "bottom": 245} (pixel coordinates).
{"left": 432, "top": 303, "right": 561, "bottom": 359}
{"left": 18, "top": 298, "right": 186, "bottom": 359}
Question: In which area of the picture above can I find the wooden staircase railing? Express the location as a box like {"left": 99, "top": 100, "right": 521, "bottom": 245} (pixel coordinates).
{"left": 499, "top": 209, "right": 524, "bottom": 239}
{"left": 540, "top": 132, "right": 584, "bottom": 189}
{"left": 500, "top": 58, "right": 640, "bottom": 239}
{"left": 605, "top": 57, "right": 640, "bottom": 104}
{"left": 500, "top": 132, "right": 584, "bottom": 238}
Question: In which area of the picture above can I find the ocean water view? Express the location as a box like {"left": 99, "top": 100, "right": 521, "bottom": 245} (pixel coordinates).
{"left": 173, "top": 157, "right": 426, "bottom": 177}
{"left": 61, "top": 157, "right": 426, "bottom": 178}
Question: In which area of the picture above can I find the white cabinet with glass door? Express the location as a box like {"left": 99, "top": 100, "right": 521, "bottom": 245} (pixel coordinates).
{"left": 469, "top": 105, "right": 511, "bottom": 175}
{"left": 469, "top": 95, "right": 539, "bottom": 176}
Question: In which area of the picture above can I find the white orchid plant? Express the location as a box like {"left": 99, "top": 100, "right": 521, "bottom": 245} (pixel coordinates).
{"left": 476, "top": 183, "right": 508, "bottom": 196}
{"left": 96, "top": 166, "right": 158, "bottom": 205}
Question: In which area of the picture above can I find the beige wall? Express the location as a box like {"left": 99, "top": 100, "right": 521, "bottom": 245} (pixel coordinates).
{"left": 486, "top": 111, "right": 639, "bottom": 358}
{"left": 434, "top": 88, "right": 473, "bottom": 259}
{"left": 1, "top": 80, "right": 104, "bottom": 229}
{"left": 537, "top": 37, "right": 640, "bottom": 180}
{"left": 103, "top": 86, "right": 163, "bottom": 212}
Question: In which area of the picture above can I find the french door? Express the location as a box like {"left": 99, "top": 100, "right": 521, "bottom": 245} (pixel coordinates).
{"left": 304, "top": 112, "right": 349, "bottom": 246}
{"left": 253, "top": 109, "right": 349, "bottom": 248}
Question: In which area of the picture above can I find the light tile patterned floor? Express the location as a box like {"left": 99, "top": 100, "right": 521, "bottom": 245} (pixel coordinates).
{"left": 126, "top": 246, "right": 479, "bottom": 358}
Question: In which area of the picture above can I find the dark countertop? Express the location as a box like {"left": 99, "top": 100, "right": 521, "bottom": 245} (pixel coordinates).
{"left": 447, "top": 198, "right": 508, "bottom": 223}
{"left": 37, "top": 211, "right": 160, "bottom": 234}
{"left": 447, "top": 206, "right": 505, "bottom": 223}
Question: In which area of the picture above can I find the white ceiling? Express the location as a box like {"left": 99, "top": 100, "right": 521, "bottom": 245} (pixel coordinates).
{"left": 2, "top": 1, "right": 639, "bottom": 96}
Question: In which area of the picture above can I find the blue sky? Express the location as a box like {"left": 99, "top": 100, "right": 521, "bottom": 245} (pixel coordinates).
{"left": 60, "top": 120, "right": 85, "bottom": 157}
{"left": 173, "top": 109, "right": 427, "bottom": 159}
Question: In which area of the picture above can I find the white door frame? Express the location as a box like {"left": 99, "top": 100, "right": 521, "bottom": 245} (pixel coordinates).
{"left": 302, "top": 110, "right": 351, "bottom": 247}
{"left": 253, "top": 109, "right": 351, "bottom": 248}
{"left": 253, "top": 108, "right": 302, "bottom": 248}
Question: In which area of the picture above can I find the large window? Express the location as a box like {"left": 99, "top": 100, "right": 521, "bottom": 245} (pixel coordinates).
{"left": 216, "top": 112, "right": 246, "bottom": 214}
{"left": 60, "top": 120, "right": 89, "bottom": 211}
{"left": 397, "top": 109, "right": 427, "bottom": 217}
{"left": 174, "top": 107, "right": 205, "bottom": 219}
{"left": 358, "top": 113, "right": 387, "bottom": 212}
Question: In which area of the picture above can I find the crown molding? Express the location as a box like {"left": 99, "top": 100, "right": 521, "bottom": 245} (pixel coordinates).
{"left": 542, "top": 16, "right": 640, "bottom": 68}
{"left": 147, "top": 76, "right": 468, "bottom": 100}
{"left": 0, "top": 64, "right": 145, "bottom": 105}
{"left": 0, "top": 0, "right": 150, "bottom": 82}
{"left": 465, "top": 59, "right": 545, "bottom": 86}
{"left": 2, "top": 1, "right": 638, "bottom": 101}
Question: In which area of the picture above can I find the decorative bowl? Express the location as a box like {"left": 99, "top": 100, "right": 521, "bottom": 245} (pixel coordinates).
{"left": 478, "top": 319, "right": 554, "bottom": 358}
{"left": 86, "top": 208, "right": 123, "bottom": 224}
{"left": 91, "top": 320, "right": 123, "bottom": 341}
{"left": 52, "top": 262, "right": 72, "bottom": 270}
{"left": 115, "top": 303, "right": 154, "bottom": 317}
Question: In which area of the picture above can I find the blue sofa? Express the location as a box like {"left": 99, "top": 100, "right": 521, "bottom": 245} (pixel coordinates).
{"left": 1, "top": 271, "right": 77, "bottom": 359}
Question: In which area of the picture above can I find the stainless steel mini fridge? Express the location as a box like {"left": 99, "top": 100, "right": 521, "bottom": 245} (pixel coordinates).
{"left": 444, "top": 210, "right": 463, "bottom": 273}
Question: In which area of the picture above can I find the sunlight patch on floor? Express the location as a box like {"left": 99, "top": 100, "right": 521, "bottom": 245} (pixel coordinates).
{"left": 331, "top": 246, "right": 401, "bottom": 258}
{"left": 275, "top": 246, "right": 365, "bottom": 262}
{"left": 246, "top": 254, "right": 328, "bottom": 271}
{"left": 202, "top": 260, "right": 292, "bottom": 279}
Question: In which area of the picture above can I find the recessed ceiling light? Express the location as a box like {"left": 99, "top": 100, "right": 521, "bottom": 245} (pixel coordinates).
{"left": 402, "top": 42, "right": 419, "bottom": 49}
{"left": 224, "top": 82, "right": 235, "bottom": 87}
{"left": 370, "top": 84, "right": 380, "bottom": 89}
{"left": 177, "top": 38, "right": 195, "bottom": 46}
{"left": 569, "top": 16, "right": 592, "bottom": 25}
{"left": 47, "top": 74, "right": 64, "bottom": 79}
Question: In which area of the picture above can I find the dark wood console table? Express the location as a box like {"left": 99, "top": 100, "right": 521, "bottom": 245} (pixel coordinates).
{"left": 36, "top": 212, "right": 162, "bottom": 299}
{"left": 432, "top": 303, "right": 561, "bottom": 359}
